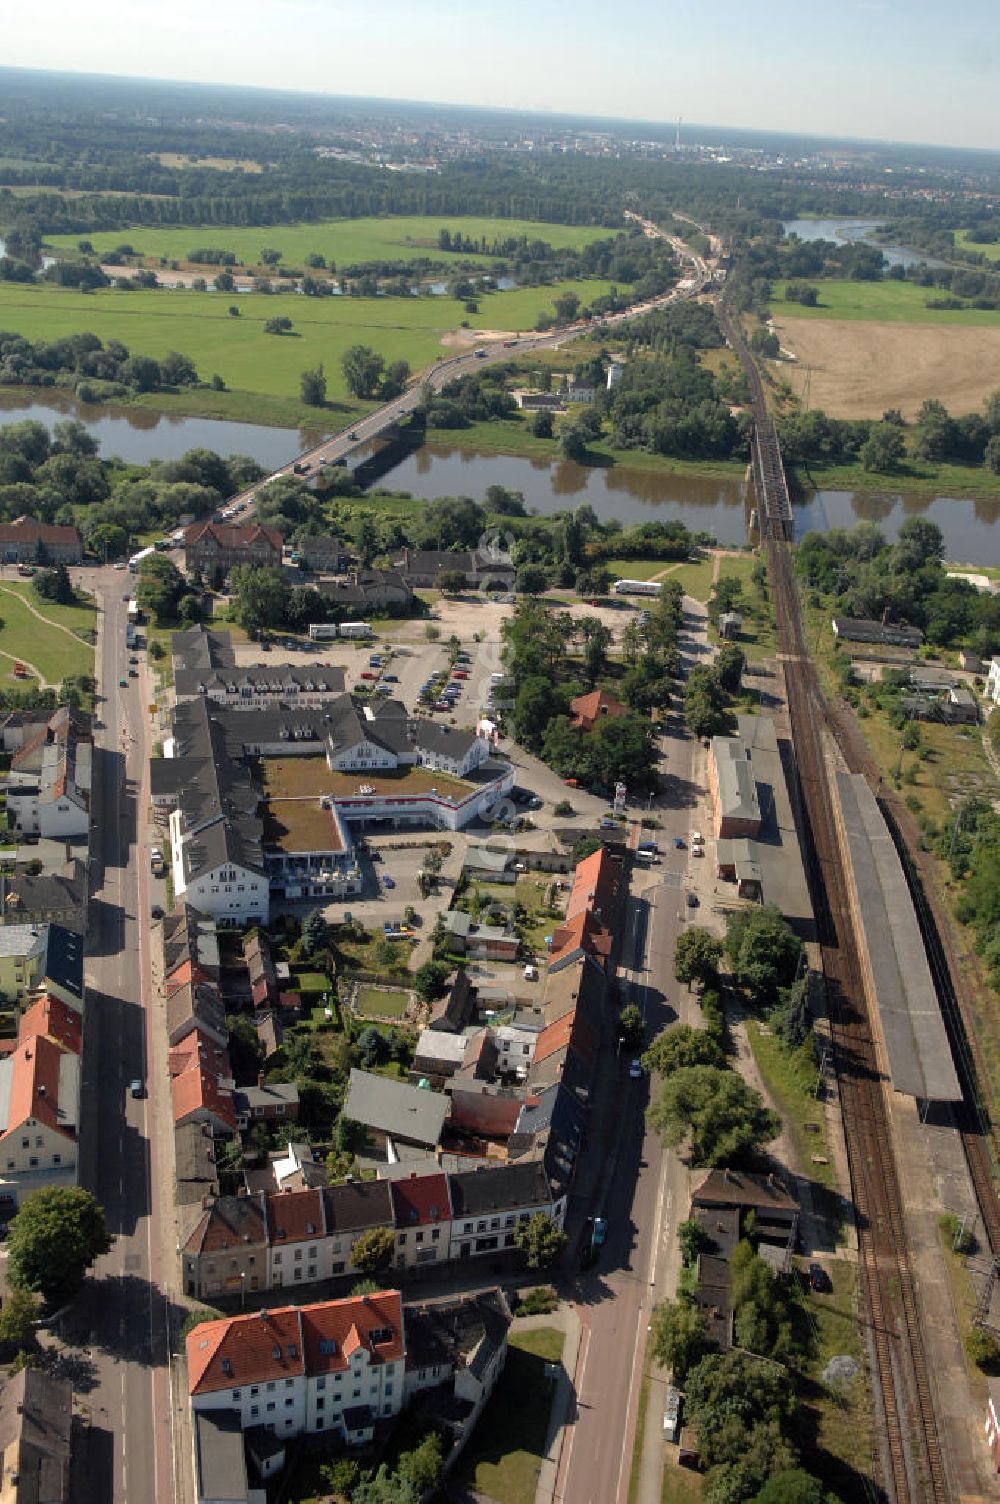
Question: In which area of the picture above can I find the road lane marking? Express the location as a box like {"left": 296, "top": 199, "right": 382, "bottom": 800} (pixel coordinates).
{"left": 557, "top": 1321, "right": 590, "bottom": 1498}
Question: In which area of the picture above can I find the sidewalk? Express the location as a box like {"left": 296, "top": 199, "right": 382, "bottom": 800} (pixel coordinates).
{"left": 529, "top": 1307, "right": 583, "bottom": 1504}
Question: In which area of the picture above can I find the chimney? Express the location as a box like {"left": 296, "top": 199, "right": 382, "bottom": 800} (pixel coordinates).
{"left": 257, "top": 1072, "right": 266, "bottom": 1089}
{"left": 38, "top": 1085, "right": 46, "bottom": 1098}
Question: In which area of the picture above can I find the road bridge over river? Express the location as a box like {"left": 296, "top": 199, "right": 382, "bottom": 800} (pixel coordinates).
{"left": 215, "top": 220, "right": 712, "bottom": 521}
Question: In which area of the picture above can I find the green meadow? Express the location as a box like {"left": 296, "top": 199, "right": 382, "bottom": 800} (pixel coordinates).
{"left": 43, "top": 214, "right": 615, "bottom": 272}
{"left": 954, "top": 229, "right": 1000, "bottom": 263}
{"left": 0, "top": 275, "right": 619, "bottom": 423}
{"left": 771, "top": 278, "right": 1000, "bottom": 325}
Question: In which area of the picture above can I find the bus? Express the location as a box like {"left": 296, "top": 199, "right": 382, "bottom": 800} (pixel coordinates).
{"left": 128, "top": 546, "right": 156, "bottom": 574}
{"left": 612, "top": 578, "right": 663, "bottom": 598}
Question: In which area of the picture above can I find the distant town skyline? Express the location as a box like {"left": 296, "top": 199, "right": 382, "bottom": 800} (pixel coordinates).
{"left": 4, "top": 0, "right": 998, "bottom": 153}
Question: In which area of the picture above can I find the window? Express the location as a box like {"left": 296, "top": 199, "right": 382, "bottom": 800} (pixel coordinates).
{"left": 285, "top": 1397, "right": 294, "bottom": 1408}
{"left": 463, "top": 1221, "right": 472, "bottom": 1233}
{"left": 5, "top": 1161, "right": 13, "bottom": 1171}
{"left": 431, "top": 1228, "right": 440, "bottom": 1242}
{"left": 273, "top": 1252, "right": 282, "bottom": 1264}
{"left": 266, "top": 1383, "right": 276, "bottom": 1393}
{"left": 266, "top": 1402, "right": 276, "bottom": 1413}
{"left": 385, "top": 1382, "right": 393, "bottom": 1396}
{"left": 316, "top": 1397, "right": 325, "bottom": 1410}
{"left": 52, "top": 1154, "right": 61, "bottom": 1166}
{"left": 285, "top": 1379, "right": 294, "bottom": 1389}
{"left": 250, "top": 1387, "right": 259, "bottom": 1397}
{"left": 353, "top": 1389, "right": 361, "bottom": 1400}
{"left": 29, "top": 1157, "right": 37, "bottom": 1168}
{"left": 35, "top": 1136, "right": 42, "bottom": 1148}
{"left": 398, "top": 1233, "right": 406, "bottom": 1246}
{"left": 415, "top": 1231, "right": 424, "bottom": 1244}
{"left": 20, "top": 1139, "right": 28, "bottom": 1150}
{"left": 250, "top": 1405, "right": 259, "bottom": 1418}
{"left": 231, "top": 1390, "right": 241, "bottom": 1401}
{"left": 316, "top": 1376, "right": 327, "bottom": 1390}
{"left": 294, "top": 1249, "right": 302, "bottom": 1262}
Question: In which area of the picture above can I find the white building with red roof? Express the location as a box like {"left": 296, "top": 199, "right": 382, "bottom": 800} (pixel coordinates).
{"left": 0, "top": 992, "right": 82, "bottom": 1207}
{"left": 186, "top": 1291, "right": 405, "bottom": 1448}
{"left": 389, "top": 1171, "right": 452, "bottom": 1271}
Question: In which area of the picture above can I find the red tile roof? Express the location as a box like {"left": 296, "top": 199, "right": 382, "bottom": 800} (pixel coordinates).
{"left": 565, "top": 847, "right": 620, "bottom": 924}
{"left": 188, "top": 1306, "right": 305, "bottom": 1395}
{"left": 301, "top": 1290, "right": 404, "bottom": 1375}
{"left": 184, "top": 521, "right": 282, "bottom": 554}
{"left": 0, "top": 517, "right": 81, "bottom": 548}
{"left": 187, "top": 1291, "right": 404, "bottom": 1394}
{"left": 569, "top": 689, "right": 626, "bottom": 732}
{"left": 389, "top": 1172, "right": 451, "bottom": 1230}
{"left": 1, "top": 1032, "right": 76, "bottom": 1142}
{"left": 169, "top": 1029, "right": 236, "bottom": 1133}
{"left": 18, "top": 993, "right": 82, "bottom": 1056}
{"left": 265, "top": 1188, "right": 326, "bottom": 1246}
{"left": 549, "top": 910, "right": 612, "bottom": 967}
{"left": 534, "top": 1011, "right": 576, "bottom": 1065}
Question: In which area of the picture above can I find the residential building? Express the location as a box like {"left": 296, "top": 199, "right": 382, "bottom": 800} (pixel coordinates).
{"left": 166, "top": 980, "right": 229, "bottom": 1049}
{"left": 5, "top": 708, "right": 91, "bottom": 839}
{"left": 184, "top": 522, "right": 283, "bottom": 580}
{"left": 718, "top": 611, "right": 743, "bottom": 640}
{"left": 0, "top": 1367, "right": 73, "bottom": 1504}
{"left": 0, "top": 860, "right": 88, "bottom": 936}
{"left": 989, "top": 658, "right": 1000, "bottom": 707}
{"left": 0, "top": 993, "right": 82, "bottom": 1207}
{"left": 569, "top": 689, "right": 626, "bottom": 733}
{"left": 193, "top": 1408, "right": 265, "bottom": 1504}
{"left": 162, "top": 905, "right": 221, "bottom": 982}
{"left": 830, "top": 615, "right": 923, "bottom": 649}
{"left": 172, "top": 626, "right": 345, "bottom": 709}
{"left": 343, "top": 1069, "right": 448, "bottom": 1154}
{"left": 427, "top": 970, "right": 474, "bottom": 1033}
{"left": 175, "top": 1122, "right": 220, "bottom": 1240}
{"left": 511, "top": 389, "right": 564, "bottom": 412}
{"left": 0, "top": 924, "right": 48, "bottom": 1001}
{"left": 448, "top": 1161, "right": 564, "bottom": 1260}
{"left": 293, "top": 534, "right": 351, "bottom": 573}
{"left": 0, "top": 516, "right": 82, "bottom": 564}
{"left": 186, "top": 1292, "right": 406, "bottom": 1444}
{"left": 170, "top": 1030, "right": 238, "bottom": 1136}
{"left": 267, "top": 1188, "right": 327, "bottom": 1291}
{"left": 440, "top": 911, "right": 519, "bottom": 960}
{"left": 321, "top": 1180, "right": 395, "bottom": 1279}
{"left": 390, "top": 1172, "right": 452, "bottom": 1271}
{"left": 317, "top": 570, "right": 413, "bottom": 613}
{"left": 390, "top": 548, "right": 516, "bottom": 593}
{"left": 183, "top": 1193, "right": 269, "bottom": 1301}
{"left": 403, "top": 1288, "right": 511, "bottom": 1443}
{"left": 463, "top": 843, "right": 516, "bottom": 883}
{"left": 235, "top": 1080, "right": 300, "bottom": 1130}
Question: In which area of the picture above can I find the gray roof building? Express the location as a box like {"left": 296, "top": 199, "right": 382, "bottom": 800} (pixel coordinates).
{"left": 449, "top": 1160, "right": 554, "bottom": 1218}
{"left": 831, "top": 615, "right": 924, "bottom": 648}
{"left": 0, "top": 1367, "right": 72, "bottom": 1504}
{"left": 344, "top": 1068, "right": 448, "bottom": 1149}
{"left": 193, "top": 1407, "right": 258, "bottom": 1504}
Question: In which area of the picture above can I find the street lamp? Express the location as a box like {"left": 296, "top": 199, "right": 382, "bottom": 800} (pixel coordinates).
{"left": 240, "top": 1272, "right": 247, "bottom": 1310}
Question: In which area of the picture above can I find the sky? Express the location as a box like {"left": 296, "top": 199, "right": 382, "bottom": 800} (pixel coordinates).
{"left": 3, "top": 0, "right": 998, "bottom": 152}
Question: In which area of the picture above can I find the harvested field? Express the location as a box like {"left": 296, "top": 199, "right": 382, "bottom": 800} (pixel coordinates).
{"left": 772, "top": 315, "right": 1000, "bottom": 419}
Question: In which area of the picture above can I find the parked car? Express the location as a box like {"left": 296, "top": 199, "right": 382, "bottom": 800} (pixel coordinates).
{"left": 383, "top": 673, "right": 399, "bottom": 683}
{"left": 673, "top": 837, "right": 686, "bottom": 849}
{"left": 118, "top": 677, "right": 127, "bottom": 688}
{"left": 434, "top": 699, "right": 451, "bottom": 712}
{"left": 452, "top": 670, "right": 468, "bottom": 680}
{"left": 808, "top": 1262, "right": 832, "bottom": 1293}
{"left": 360, "top": 670, "right": 377, "bottom": 680}
{"left": 592, "top": 1216, "right": 608, "bottom": 1247}
{"left": 685, "top": 891, "right": 699, "bottom": 908}
{"left": 382, "top": 875, "right": 395, "bottom": 890}
{"left": 629, "top": 1059, "right": 643, "bottom": 1080}
{"left": 129, "top": 1078, "right": 144, "bottom": 1099}
{"left": 150, "top": 905, "right": 164, "bottom": 921}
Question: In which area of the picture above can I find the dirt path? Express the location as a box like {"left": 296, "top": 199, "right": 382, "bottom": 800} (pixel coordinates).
{"left": 0, "top": 647, "right": 47, "bottom": 687}
{"left": 0, "top": 585, "right": 90, "bottom": 644}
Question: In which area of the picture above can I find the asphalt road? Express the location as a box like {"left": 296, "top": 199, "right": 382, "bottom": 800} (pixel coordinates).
{"left": 68, "top": 567, "right": 174, "bottom": 1504}
{"left": 555, "top": 688, "right": 702, "bottom": 1504}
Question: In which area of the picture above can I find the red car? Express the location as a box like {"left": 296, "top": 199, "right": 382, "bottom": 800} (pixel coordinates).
{"left": 564, "top": 777, "right": 579, "bottom": 788}
{"left": 360, "top": 670, "right": 377, "bottom": 680}
{"left": 452, "top": 670, "right": 469, "bottom": 680}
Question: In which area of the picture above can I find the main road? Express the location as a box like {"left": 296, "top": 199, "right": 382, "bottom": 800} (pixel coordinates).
{"left": 67, "top": 567, "right": 177, "bottom": 1504}
{"left": 555, "top": 608, "right": 709, "bottom": 1504}
{"left": 215, "top": 219, "right": 711, "bottom": 522}
{"left": 56, "top": 213, "right": 709, "bottom": 1500}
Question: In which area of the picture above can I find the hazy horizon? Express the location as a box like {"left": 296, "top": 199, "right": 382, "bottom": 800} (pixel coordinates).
{"left": 2, "top": 0, "right": 998, "bottom": 154}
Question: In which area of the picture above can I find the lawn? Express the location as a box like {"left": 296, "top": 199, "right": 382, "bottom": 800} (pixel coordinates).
{"left": 290, "top": 971, "right": 333, "bottom": 995}
{"left": 606, "top": 558, "right": 673, "bottom": 581}
{"left": 955, "top": 229, "right": 1000, "bottom": 263}
{"left": 43, "top": 215, "right": 616, "bottom": 272}
{"left": 355, "top": 986, "right": 409, "bottom": 1019}
{"left": 795, "top": 1260, "right": 873, "bottom": 1498}
{"left": 0, "top": 275, "right": 621, "bottom": 428}
{"left": 666, "top": 557, "right": 717, "bottom": 602}
{"left": 332, "top": 928, "right": 413, "bottom": 981}
{"left": 459, "top": 1326, "right": 564, "bottom": 1504}
{"left": 745, "top": 1022, "right": 833, "bottom": 1191}
{"left": 0, "top": 584, "right": 95, "bottom": 684}
{"left": 771, "top": 278, "right": 1000, "bottom": 326}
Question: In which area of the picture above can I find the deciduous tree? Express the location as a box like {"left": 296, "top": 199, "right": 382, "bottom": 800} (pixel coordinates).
{"left": 350, "top": 1226, "right": 395, "bottom": 1276}
{"left": 513, "top": 1212, "right": 568, "bottom": 1268}
{"left": 8, "top": 1187, "right": 113, "bottom": 1307}
{"left": 647, "top": 1065, "right": 779, "bottom": 1166}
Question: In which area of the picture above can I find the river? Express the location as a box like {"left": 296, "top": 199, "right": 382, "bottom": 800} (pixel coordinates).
{"left": 2, "top": 390, "right": 1000, "bottom": 562}
{"left": 780, "top": 218, "right": 949, "bottom": 272}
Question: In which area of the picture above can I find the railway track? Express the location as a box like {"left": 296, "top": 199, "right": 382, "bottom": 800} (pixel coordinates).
{"left": 715, "top": 292, "right": 950, "bottom": 1498}
{"left": 771, "top": 548, "right": 948, "bottom": 1503}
